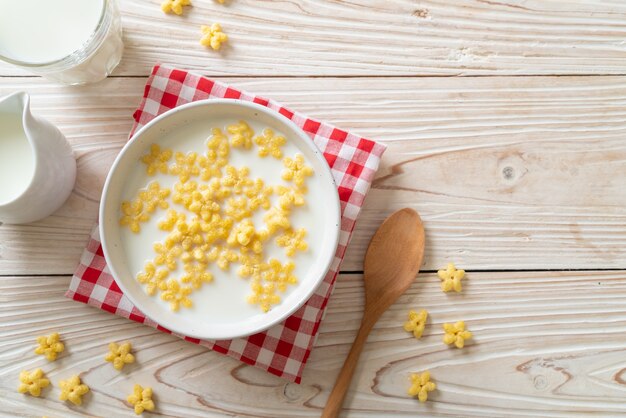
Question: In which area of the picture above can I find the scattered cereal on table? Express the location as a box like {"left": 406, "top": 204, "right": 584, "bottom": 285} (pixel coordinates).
{"left": 276, "top": 228, "right": 308, "bottom": 257}
{"left": 59, "top": 375, "right": 89, "bottom": 406}
{"left": 127, "top": 384, "right": 155, "bottom": 415}
{"left": 282, "top": 154, "right": 313, "bottom": 187}
{"left": 408, "top": 371, "right": 436, "bottom": 403}
{"left": 255, "top": 128, "right": 286, "bottom": 159}
{"left": 438, "top": 262, "right": 465, "bottom": 293}
{"left": 161, "top": 0, "right": 191, "bottom": 15}
{"left": 17, "top": 369, "right": 49, "bottom": 397}
{"left": 403, "top": 309, "right": 428, "bottom": 339}
{"left": 105, "top": 342, "right": 135, "bottom": 371}
{"left": 443, "top": 321, "right": 472, "bottom": 348}
{"left": 200, "top": 23, "right": 228, "bottom": 51}
{"left": 34, "top": 332, "right": 64, "bottom": 361}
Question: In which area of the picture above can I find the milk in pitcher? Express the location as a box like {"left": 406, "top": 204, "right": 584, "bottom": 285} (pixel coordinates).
{"left": 0, "top": 112, "right": 35, "bottom": 205}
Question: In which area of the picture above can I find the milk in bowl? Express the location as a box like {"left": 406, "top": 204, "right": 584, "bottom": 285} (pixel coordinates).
{"left": 100, "top": 101, "right": 341, "bottom": 339}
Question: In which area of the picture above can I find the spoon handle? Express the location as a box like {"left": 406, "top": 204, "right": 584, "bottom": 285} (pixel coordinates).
{"left": 321, "top": 318, "right": 375, "bottom": 418}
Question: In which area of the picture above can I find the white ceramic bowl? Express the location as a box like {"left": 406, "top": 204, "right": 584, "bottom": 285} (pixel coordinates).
{"left": 100, "top": 99, "right": 341, "bottom": 340}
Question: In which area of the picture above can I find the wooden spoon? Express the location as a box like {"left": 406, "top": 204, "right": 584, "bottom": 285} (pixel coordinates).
{"left": 321, "top": 208, "right": 425, "bottom": 418}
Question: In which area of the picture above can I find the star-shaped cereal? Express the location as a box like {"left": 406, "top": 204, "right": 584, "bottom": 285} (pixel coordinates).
{"left": 438, "top": 262, "right": 465, "bottom": 293}
{"left": 160, "top": 279, "right": 193, "bottom": 311}
{"left": 403, "top": 309, "right": 428, "bottom": 339}
{"left": 200, "top": 23, "right": 228, "bottom": 51}
{"left": 227, "top": 220, "right": 267, "bottom": 254}
{"left": 138, "top": 182, "right": 170, "bottom": 213}
{"left": 282, "top": 154, "right": 313, "bottom": 187}
{"left": 276, "top": 228, "right": 308, "bottom": 257}
{"left": 181, "top": 262, "right": 213, "bottom": 289}
{"left": 157, "top": 209, "right": 186, "bottom": 232}
{"left": 408, "top": 371, "right": 436, "bottom": 403}
{"left": 226, "top": 121, "right": 253, "bottom": 149}
{"left": 276, "top": 185, "right": 306, "bottom": 211}
{"left": 17, "top": 369, "right": 49, "bottom": 397}
{"left": 263, "top": 258, "right": 297, "bottom": 292}
{"left": 137, "top": 262, "right": 169, "bottom": 295}
{"left": 161, "top": 0, "right": 191, "bottom": 15}
{"left": 188, "top": 193, "right": 220, "bottom": 222}
{"left": 207, "top": 246, "right": 240, "bottom": 270}
{"left": 105, "top": 342, "right": 135, "bottom": 371}
{"left": 119, "top": 200, "right": 150, "bottom": 233}
{"left": 34, "top": 332, "right": 65, "bottom": 361}
{"left": 202, "top": 214, "right": 234, "bottom": 244}
{"left": 263, "top": 207, "right": 291, "bottom": 234}
{"left": 140, "top": 144, "right": 172, "bottom": 176}
{"left": 237, "top": 255, "right": 268, "bottom": 280}
{"left": 224, "top": 197, "right": 252, "bottom": 221}
{"left": 170, "top": 151, "right": 200, "bottom": 183}
{"left": 248, "top": 279, "right": 281, "bottom": 313}
{"left": 221, "top": 165, "right": 253, "bottom": 194}
{"left": 255, "top": 128, "right": 286, "bottom": 159}
{"left": 206, "top": 128, "right": 230, "bottom": 163}
{"left": 59, "top": 375, "right": 90, "bottom": 406}
{"left": 127, "top": 384, "right": 155, "bottom": 415}
{"left": 443, "top": 321, "right": 473, "bottom": 348}
{"left": 244, "top": 179, "right": 273, "bottom": 211}
{"left": 153, "top": 242, "right": 183, "bottom": 271}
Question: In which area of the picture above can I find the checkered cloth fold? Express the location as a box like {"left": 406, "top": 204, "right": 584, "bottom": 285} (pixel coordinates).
{"left": 66, "top": 64, "right": 385, "bottom": 383}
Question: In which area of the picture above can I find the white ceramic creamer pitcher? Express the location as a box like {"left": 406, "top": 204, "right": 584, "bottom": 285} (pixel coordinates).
{"left": 0, "top": 92, "right": 76, "bottom": 224}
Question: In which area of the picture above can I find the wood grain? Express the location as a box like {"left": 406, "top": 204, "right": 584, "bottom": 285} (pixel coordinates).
{"left": 2, "top": 272, "right": 626, "bottom": 417}
{"left": 1, "top": 0, "right": 626, "bottom": 77}
{"left": 1, "top": 76, "right": 625, "bottom": 275}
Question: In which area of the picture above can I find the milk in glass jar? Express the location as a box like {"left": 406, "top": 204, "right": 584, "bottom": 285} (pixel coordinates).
{"left": 0, "top": 0, "right": 124, "bottom": 85}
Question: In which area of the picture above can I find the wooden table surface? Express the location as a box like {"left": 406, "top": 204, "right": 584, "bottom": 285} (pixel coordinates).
{"left": 2, "top": 1, "right": 626, "bottom": 417}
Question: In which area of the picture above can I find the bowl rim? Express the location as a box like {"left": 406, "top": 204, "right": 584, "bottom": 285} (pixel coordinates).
{"left": 99, "top": 98, "right": 341, "bottom": 340}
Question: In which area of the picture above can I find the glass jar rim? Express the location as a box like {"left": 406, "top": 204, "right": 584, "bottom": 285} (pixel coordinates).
{"left": 0, "top": 0, "right": 109, "bottom": 68}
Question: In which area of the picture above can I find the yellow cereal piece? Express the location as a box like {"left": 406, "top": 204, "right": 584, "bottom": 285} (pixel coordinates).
{"left": 403, "top": 309, "right": 428, "bottom": 339}
{"left": 276, "top": 228, "right": 308, "bottom": 257}
{"left": 205, "top": 128, "right": 230, "bottom": 162}
{"left": 140, "top": 144, "right": 173, "bottom": 175}
{"left": 222, "top": 165, "right": 253, "bottom": 194}
{"left": 188, "top": 192, "right": 220, "bottom": 222}
{"left": 247, "top": 279, "right": 281, "bottom": 313}
{"left": 438, "top": 262, "right": 465, "bottom": 293}
{"left": 153, "top": 242, "right": 183, "bottom": 271}
{"left": 105, "top": 342, "right": 135, "bottom": 371}
{"left": 120, "top": 182, "right": 170, "bottom": 233}
{"left": 59, "top": 375, "right": 90, "bottom": 406}
{"left": 215, "top": 0, "right": 225, "bottom": 3}
{"left": 17, "top": 369, "right": 49, "bottom": 397}
{"left": 227, "top": 220, "right": 267, "bottom": 254}
{"left": 443, "top": 321, "right": 473, "bottom": 349}
{"left": 200, "top": 23, "right": 228, "bottom": 51}
{"left": 282, "top": 154, "right": 313, "bottom": 187}
{"left": 161, "top": 0, "right": 191, "bottom": 15}
{"left": 170, "top": 151, "right": 200, "bottom": 183}
{"left": 181, "top": 262, "right": 213, "bottom": 289}
{"left": 205, "top": 178, "right": 232, "bottom": 201}
{"left": 202, "top": 214, "right": 234, "bottom": 243}
{"left": 207, "top": 246, "right": 240, "bottom": 270}
{"left": 263, "top": 207, "right": 291, "bottom": 234}
{"left": 276, "top": 185, "right": 306, "bottom": 211}
{"left": 237, "top": 255, "right": 268, "bottom": 280}
{"left": 245, "top": 179, "right": 273, "bottom": 211}
{"left": 255, "top": 128, "right": 286, "bottom": 159}
{"left": 263, "top": 258, "right": 297, "bottom": 292}
{"left": 224, "top": 197, "right": 252, "bottom": 221}
{"left": 34, "top": 332, "right": 64, "bottom": 361}
{"left": 158, "top": 209, "right": 186, "bottom": 231}
{"left": 128, "top": 384, "right": 155, "bottom": 415}
{"left": 227, "top": 121, "right": 254, "bottom": 149}
{"left": 160, "top": 279, "right": 193, "bottom": 311}
{"left": 408, "top": 371, "right": 436, "bottom": 403}
{"left": 137, "top": 263, "right": 169, "bottom": 295}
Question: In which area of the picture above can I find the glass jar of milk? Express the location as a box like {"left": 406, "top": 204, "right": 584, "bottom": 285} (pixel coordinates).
{"left": 0, "top": 0, "right": 123, "bottom": 85}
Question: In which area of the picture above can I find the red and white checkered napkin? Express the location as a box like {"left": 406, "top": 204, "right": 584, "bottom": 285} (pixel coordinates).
{"left": 66, "top": 64, "right": 386, "bottom": 383}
